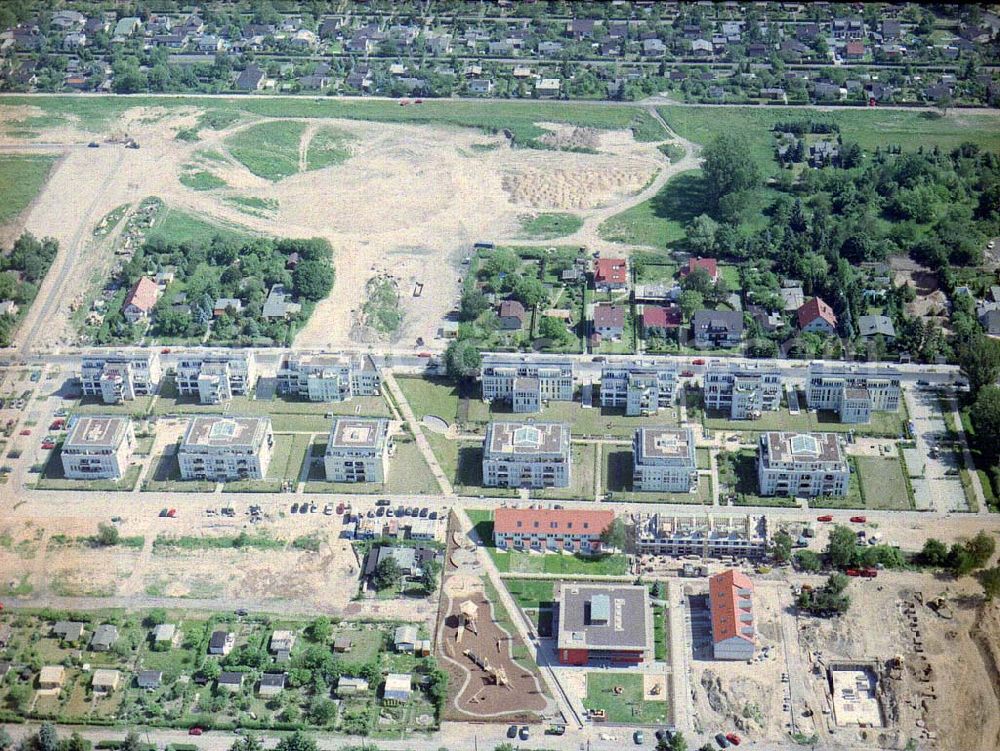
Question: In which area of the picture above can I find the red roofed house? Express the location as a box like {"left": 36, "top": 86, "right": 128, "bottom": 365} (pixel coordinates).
{"left": 844, "top": 40, "right": 865, "bottom": 59}
{"left": 683, "top": 256, "right": 719, "bottom": 282}
{"left": 498, "top": 299, "right": 526, "bottom": 331}
{"left": 709, "top": 569, "right": 755, "bottom": 660}
{"left": 594, "top": 258, "right": 628, "bottom": 293}
{"left": 593, "top": 303, "right": 625, "bottom": 339}
{"left": 493, "top": 507, "right": 614, "bottom": 554}
{"left": 797, "top": 296, "right": 838, "bottom": 335}
{"left": 122, "top": 277, "right": 161, "bottom": 324}
{"left": 641, "top": 305, "right": 682, "bottom": 337}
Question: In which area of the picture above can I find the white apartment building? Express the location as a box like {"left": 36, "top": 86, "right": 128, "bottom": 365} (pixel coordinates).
{"left": 482, "top": 421, "right": 571, "bottom": 488}
{"left": 80, "top": 351, "right": 161, "bottom": 404}
{"left": 703, "top": 361, "right": 782, "bottom": 419}
{"left": 632, "top": 427, "right": 698, "bottom": 492}
{"left": 805, "top": 362, "right": 901, "bottom": 424}
{"left": 61, "top": 416, "right": 135, "bottom": 480}
{"left": 480, "top": 354, "right": 575, "bottom": 413}
{"left": 178, "top": 416, "right": 274, "bottom": 481}
{"left": 174, "top": 351, "right": 255, "bottom": 404}
{"left": 324, "top": 417, "right": 391, "bottom": 483}
{"left": 631, "top": 513, "right": 769, "bottom": 559}
{"left": 600, "top": 361, "right": 679, "bottom": 416}
{"left": 757, "top": 432, "right": 849, "bottom": 497}
{"left": 277, "top": 353, "right": 381, "bottom": 402}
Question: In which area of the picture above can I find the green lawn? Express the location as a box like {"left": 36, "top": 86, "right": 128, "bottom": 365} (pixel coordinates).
{"left": 517, "top": 212, "right": 584, "bottom": 240}
{"left": 225, "top": 195, "right": 279, "bottom": 217}
{"left": 145, "top": 206, "right": 253, "bottom": 247}
{"left": 503, "top": 579, "right": 555, "bottom": 610}
{"left": 0, "top": 155, "right": 57, "bottom": 226}
{"left": 395, "top": 377, "right": 463, "bottom": 424}
{"left": 306, "top": 126, "right": 353, "bottom": 170}
{"left": 851, "top": 455, "right": 912, "bottom": 510}
{"left": 603, "top": 449, "right": 712, "bottom": 504}
{"left": 490, "top": 549, "right": 628, "bottom": 576}
{"left": 34, "top": 459, "right": 140, "bottom": 492}
{"left": 179, "top": 168, "right": 227, "bottom": 191}
{"left": 598, "top": 170, "right": 703, "bottom": 248}
{"left": 703, "top": 406, "right": 906, "bottom": 438}
{"left": 583, "top": 673, "right": 669, "bottom": 725}
{"left": 303, "top": 436, "right": 438, "bottom": 495}
{"left": 226, "top": 120, "right": 306, "bottom": 181}
{"left": 266, "top": 433, "right": 311, "bottom": 480}
{"left": 468, "top": 398, "right": 680, "bottom": 437}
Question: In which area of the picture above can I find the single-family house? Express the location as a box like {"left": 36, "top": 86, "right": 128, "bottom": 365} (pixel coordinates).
{"left": 857, "top": 315, "right": 896, "bottom": 340}
{"left": 683, "top": 257, "right": 719, "bottom": 283}
{"left": 692, "top": 310, "right": 744, "bottom": 349}
{"left": 92, "top": 669, "right": 121, "bottom": 694}
{"left": 535, "top": 78, "right": 561, "bottom": 97}
{"left": 594, "top": 258, "right": 628, "bottom": 292}
{"left": 90, "top": 624, "right": 119, "bottom": 652}
{"left": 137, "top": 670, "right": 162, "bottom": 690}
{"left": 122, "top": 277, "right": 160, "bottom": 323}
{"left": 797, "top": 297, "right": 838, "bottom": 335}
{"left": 209, "top": 630, "right": 235, "bottom": 656}
{"left": 641, "top": 305, "right": 682, "bottom": 338}
{"left": 39, "top": 666, "right": 65, "bottom": 690}
{"left": 217, "top": 671, "right": 244, "bottom": 691}
{"left": 258, "top": 672, "right": 286, "bottom": 697}
{"left": 593, "top": 303, "right": 625, "bottom": 339}
{"left": 498, "top": 300, "right": 526, "bottom": 331}
{"left": 235, "top": 65, "right": 265, "bottom": 91}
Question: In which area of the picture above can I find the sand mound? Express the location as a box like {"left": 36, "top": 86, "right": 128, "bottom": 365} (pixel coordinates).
{"left": 502, "top": 164, "right": 654, "bottom": 209}
{"left": 537, "top": 125, "right": 600, "bottom": 151}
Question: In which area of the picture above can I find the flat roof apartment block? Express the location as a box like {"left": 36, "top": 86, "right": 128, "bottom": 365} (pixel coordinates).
{"left": 758, "top": 431, "right": 849, "bottom": 497}
{"left": 480, "top": 354, "right": 575, "bottom": 412}
{"left": 277, "top": 353, "right": 380, "bottom": 402}
{"left": 61, "top": 415, "right": 135, "bottom": 480}
{"left": 493, "top": 508, "right": 613, "bottom": 553}
{"left": 704, "top": 361, "right": 783, "bottom": 419}
{"left": 324, "top": 417, "right": 390, "bottom": 483}
{"left": 600, "top": 361, "right": 679, "bottom": 416}
{"left": 482, "top": 421, "right": 571, "bottom": 488}
{"left": 556, "top": 583, "right": 652, "bottom": 665}
{"left": 175, "top": 351, "right": 255, "bottom": 404}
{"left": 632, "top": 427, "right": 698, "bottom": 493}
{"left": 806, "top": 362, "right": 901, "bottom": 423}
{"left": 632, "top": 513, "right": 769, "bottom": 559}
{"left": 178, "top": 415, "right": 274, "bottom": 481}
{"left": 80, "top": 350, "right": 161, "bottom": 404}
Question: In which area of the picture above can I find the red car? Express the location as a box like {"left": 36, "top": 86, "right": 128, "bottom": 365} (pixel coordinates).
{"left": 41, "top": 441, "right": 55, "bottom": 450}
{"left": 19, "top": 429, "right": 30, "bottom": 436}
{"left": 850, "top": 515, "right": 867, "bottom": 523}
{"left": 167, "top": 508, "right": 177, "bottom": 518}
{"left": 680, "top": 370, "right": 695, "bottom": 377}
{"left": 816, "top": 515, "right": 833, "bottom": 522}
{"left": 161, "top": 348, "right": 171, "bottom": 354}
{"left": 860, "top": 568, "right": 878, "bottom": 578}
{"left": 417, "top": 352, "right": 432, "bottom": 358}
{"left": 49, "top": 420, "right": 65, "bottom": 430}
{"left": 188, "top": 728, "right": 203, "bottom": 736}
{"left": 414, "top": 98, "right": 423, "bottom": 104}
{"left": 726, "top": 733, "right": 741, "bottom": 746}
{"left": 845, "top": 568, "right": 862, "bottom": 577}
{"left": 691, "top": 358, "right": 706, "bottom": 365}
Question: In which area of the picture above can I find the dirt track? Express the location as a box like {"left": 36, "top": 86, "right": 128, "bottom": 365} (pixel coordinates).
{"left": 0, "top": 103, "right": 686, "bottom": 353}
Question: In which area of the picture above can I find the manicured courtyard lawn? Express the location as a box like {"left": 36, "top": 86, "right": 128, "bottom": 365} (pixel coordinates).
{"left": 603, "top": 449, "right": 712, "bottom": 504}
{"left": 396, "top": 376, "right": 463, "bottom": 424}
{"left": 504, "top": 579, "right": 556, "bottom": 610}
{"left": 490, "top": 549, "right": 627, "bottom": 576}
{"left": 703, "top": 405, "right": 906, "bottom": 438}
{"left": 469, "top": 397, "right": 680, "bottom": 436}
{"left": 851, "top": 455, "right": 913, "bottom": 510}
{"left": 583, "top": 673, "right": 669, "bottom": 725}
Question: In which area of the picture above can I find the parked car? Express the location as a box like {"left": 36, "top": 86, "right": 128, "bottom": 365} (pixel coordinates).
{"left": 41, "top": 441, "right": 55, "bottom": 450}
{"left": 633, "top": 730, "right": 644, "bottom": 745}
{"left": 299, "top": 504, "right": 309, "bottom": 514}
{"left": 715, "top": 733, "right": 731, "bottom": 748}
{"left": 419, "top": 507, "right": 429, "bottom": 517}
{"left": 850, "top": 515, "right": 867, "bottom": 523}
{"left": 816, "top": 515, "right": 833, "bottom": 522}
{"left": 167, "top": 508, "right": 177, "bottom": 518}
{"left": 692, "top": 358, "right": 706, "bottom": 365}
{"left": 376, "top": 507, "right": 385, "bottom": 517}
{"left": 323, "top": 504, "right": 333, "bottom": 515}
{"left": 376, "top": 498, "right": 391, "bottom": 506}
{"left": 291, "top": 503, "right": 299, "bottom": 514}
{"left": 188, "top": 728, "right": 203, "bottom": 736}
{"left": 19, "top": 429, "right": 30, "bottom": 436}
{"left": 726, "top": 733, "right": 741, "bottom": 746}
{"left": 506, "top": 726, "right": 518, "bottom": 739}
{"left": 518, "top": 727, "right": 530, "bottom": 741}
{"left": 429, "top": 511, "right": 438, "bottom": 520}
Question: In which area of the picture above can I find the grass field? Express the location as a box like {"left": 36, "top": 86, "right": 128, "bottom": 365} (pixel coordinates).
{"left": 306, "top": 126, "right": 353, "bottom": 170}
{"left": 146, "top": 206, "right": 254, "bottom": 247}
{"left": 226, "top": 120, "right": 306, "bottom": 181}
{"left": 850, "top": 455, "right": 912, "bottom": 510}
{"left": 658, "top": 105, "right": 1000, "bottom": 176}
{"left": 504, "top": 579, "right": 556, "bottom": 610}
{"left": 491, "top": 549, "right": 628, "bottom": 576}
{"left": 302, "top": 437, "right": 439, "bottom": 495}
{"left": 583, "top": 673, "right": 669, "bottom": 724}
{"left": 598, "top": 169, "right": 702, "bottom": 247}
{"left": 0, "top": 154, "right": 58, "bottom": 226}
{"left": 603, "top": 449, "right": 713, "bottom": 504}
{"left": 703, "top": 405, "right": 907, "bottom": 438}
{"left": 518, "top": 212, "right": 584, "bottom": 240}
{"left": 179, "top": 167, "right": 228, "bottom": 191}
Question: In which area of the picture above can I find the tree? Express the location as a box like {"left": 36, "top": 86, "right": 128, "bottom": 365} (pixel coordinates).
{"left": 539, "top": 315, "right": 570, "bottom": 343}
{"left": 978, "top": 566, "right": 1000, "bottom": 600}
{"left": 681, "top": 266, "right": 714, "bottom": 296}
{"left": 5, "top": 684, "right": 30, "bottom": 712}
{"left": 229, "top": 735, "right": 264, "bottom": 751}
{"left": 701, "top": 133, "right": 761, "bottom": 212}
{"left": 293, "top": 260, "right": 334, "bottom": 301}
{"left": 826, "top": 525, "right": 859, "bottom": 569}
{"left": 770, "top": 530, "right": 793, "bottom": 564}
{"left": 372, "top": 556, "right": 402, "bottom": 591}
{"left": 274, "top": 732, "right": 317, "bottom": 751}
{"left": 143, "top": 608, "right": 168, "bottom": 627}
{"left": 599, "top": 518, "right": 627, "bottom": 552}
{"left": 919, "top": 538, "right": 949, "bottom": 567}
{"left": 797, "top": 573, "right": 851, "bottom": 615}
{"left": 459, "top": 288, "right": 490, "bottom": 321}
{"left": 444, "top": 339, "right": 481, "bottom": 380}
{"left": 306, "top": 616, "right": 332, "bottom": 643}
{"left": 965, "top": 531, "right": 996, "bottom": 570}
{"left": 0, "top": 728, "right": 11, "bottom": 751}
{"left": 687, "top": 214, "right": 719, "bottom": 255}
{"left": 793, "top": 549, "right": 822, "bottom": 573}
{"left": 668, "top": 732, "right": 688, "bottom": 751}
{"left": 65, "top": 733, "right": 87, "bottom": 751}
{"left": 421, "top": 557, "right": 442, "bottom": 592}
{"left": 956, "top": 333, "right": 1000, "bottom": 397}
{"left": 95, "top": 522, "right": 120, "bottom": 546}
{"left": 970, "top": 385, "right": 1000, "bottom": 462}
{"left": 512, "top": 276, "right": 547, "bottom": 308}
{"left": 121, "top": 730, "right": 141, "bottom": 751}
{"left": 679, "top": 290, "right": 704, "bottom": 321}
{"left": 37, "top": 724, "right": 58, "bottom": 751}
{"left": 307, "top": 697, "right": 337, "bottom": 725}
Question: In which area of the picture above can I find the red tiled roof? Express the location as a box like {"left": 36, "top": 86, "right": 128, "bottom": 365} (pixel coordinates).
{"left": 593, "top": 303, "right": 624, "bottom": 328}
{"left": 845, "top": 40, "right": 865, "bottom": 55}
{"left": 796, "top": 296, "right": 837, "bottom": 330}
{"left": 685, "top": 257, "right": 718, "bottom": 280}
{"left": 124, "top": 277, "right": 159, "bottom": 313}
{"left": 494, "top": 508, "right": 614, "bottom": 537}
{"left": 499, "top": 299, "right": 526, "bottom": 319}
{"left": 641, "top": 305, "right": 682, "bottom": 329}
{"left": 709, "top": 569, "right": 755, "bottom": 645}
{"left": 594, "top": 258, "right": 627, "bottom": 284}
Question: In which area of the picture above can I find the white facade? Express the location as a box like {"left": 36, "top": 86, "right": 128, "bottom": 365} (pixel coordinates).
{"left": 805, "top": 362, "right": 901, "bottom": 423}
{"left": 482, "top": 421, "right": 571, "bottom": 488}
{"left": 61, "top": 416, "right": 135, "bottom": 480}
{"left": 175, "top": 351, "right": 255, "bottom": 404}
{"left": 600, "top": 361, "right": 679, "bottom": 416}
{"left": 632, "top": 427, "right": 698, "bottom": 492}
{"left": 80, "top": 352, "right": 161, "bottom": 404}
{"left": 632, "top": 514, "right": 769, "bottom": 559}
{"left": 324, "top": 417, "right": 390, "bottom": 483}
{"left": 757, "top": 432, "right": 849, "bottom": 497}
{"left": 178, "top": 416, "right": 274, "bottom": 481}
{"left": 480, "top": 355, "right": 575, "bottom": 410}
{"left": 703, "top": 361, "right": 782, "bottom": 419}
{"left": 277, "top": 353, "right": 380, "bottom": 402}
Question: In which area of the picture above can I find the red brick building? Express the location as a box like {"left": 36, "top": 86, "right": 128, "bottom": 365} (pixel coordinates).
{"left": 493, "top": 508, "right": 613, "bottom": 554}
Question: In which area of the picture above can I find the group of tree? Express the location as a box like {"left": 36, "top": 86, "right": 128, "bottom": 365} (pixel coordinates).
{"left": 5, "top": 724, "right": 92, "bottom": 751}
{"left": 919, "top": 532, "right": 996, "bottom": 576}
{"left": 826, "top": 525, "right": 906, "bottom": 570}
{"left": 0, "top": 233, "right": 59, "bottom": 346}
{"left": 797, "top": 572, "right": 851, "bottom": 616}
